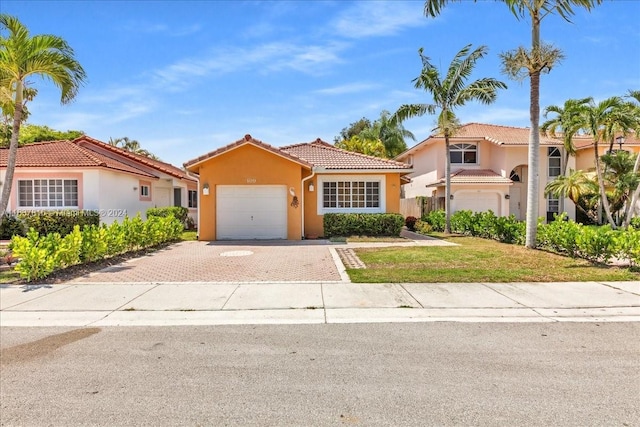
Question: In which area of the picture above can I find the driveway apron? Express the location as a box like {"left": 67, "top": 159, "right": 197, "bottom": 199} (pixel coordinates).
{"left": 70, "top": 241, "right": 342, "bottom": 283}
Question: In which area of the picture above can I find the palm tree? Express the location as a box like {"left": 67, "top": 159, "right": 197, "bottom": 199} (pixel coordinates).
{"left": 541, "top": 97, "right": 591, "bottom": 175}
{"left": 424, "top": 0, "right": 602, "bottom": 248}
{"left": 0, "top": 14, "right": 86, "bottom": 213}
{"left": 582, "top": 96, "right": 635, "bottom": 229}
{"left": 394, "top": 44, "right": 506, "bottom": 233}
{"left": 377, "top": 110, "right": 415, "bottom": 158}
{"left": 544, "top": 169, "right": 598, "bottom": 222}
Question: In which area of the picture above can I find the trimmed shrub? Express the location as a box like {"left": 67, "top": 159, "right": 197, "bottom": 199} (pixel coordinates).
{"left": 147, "top": 206, "right": 188, "bottom": 225}
{"left": 414, "top": 220, "right": 432, "bottom": 234}
{"left": 405, "top": 216, "right": 418, "bottom": 231}
{"left": 323, "top": 213, "right": 404, "bottom": 238}
{"left": 0, "top": 213, "right": 26, "bottom": 239}
{"left": 17, "top": 210, "right": 99, "bottom": 237}
{"left": 422, "top": 210, "right": 445, "bottom": 232}
{"left": 11, "top": 214, "right": 183, "bottom": 282}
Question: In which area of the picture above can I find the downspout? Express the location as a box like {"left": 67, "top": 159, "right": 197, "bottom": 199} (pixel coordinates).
{"left": 301, "top": 168, "right": 316, "bottom": 239}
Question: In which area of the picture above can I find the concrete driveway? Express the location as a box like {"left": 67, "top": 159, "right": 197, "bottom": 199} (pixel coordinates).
{"left": 69, "top": 240, "right": 344, "bottom": 283}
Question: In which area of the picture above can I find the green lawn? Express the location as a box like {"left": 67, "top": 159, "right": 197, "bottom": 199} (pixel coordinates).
{"left": 348, "top": 235, "right": 639, "bottom": 283}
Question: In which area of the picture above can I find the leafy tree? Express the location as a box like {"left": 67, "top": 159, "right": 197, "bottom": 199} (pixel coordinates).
{"left": 334, "top": 118, "right": 372, "bottom": 144}
{"left": 0, "top": 14, "right": 86, "bottom": 213}
{"left": 334, "top": 111, "right": 415, "bottom": 158}
{"left": 545, "top": 169, "right": 598, "bottom": 223}
{"left": 394, "top": 44, "right": 506, "bottom": 233}
{"left": 10, "top": 123, "right": 83, "bottom": 145}
{"left": 376, "top": 110, "right": 415, "bottom": 158}
{"left": 581, "top": 96, "right": 638, "bottom": 228}
{"left": 335, "top": 134, "right": 386, "bottom": 158}
{"left": 601, "top": 150, "right": 639, "bottom": 226}
{"left": 541, "top": 97, "right": 591, "bottom": 175}
{"left": 424, "top": 0, "right": 603, "bottom": 248}
{"left": 109, "top": 136, "right": 161, "bottom": 160}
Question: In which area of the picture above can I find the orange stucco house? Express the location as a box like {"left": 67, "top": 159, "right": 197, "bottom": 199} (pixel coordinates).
{"left": 184, "top": 135, "right": 412, "bottom": 240}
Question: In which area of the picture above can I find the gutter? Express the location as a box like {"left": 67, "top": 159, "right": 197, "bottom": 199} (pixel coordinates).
{"left": 300, "top": 168, "right": 316, "bottom": 239}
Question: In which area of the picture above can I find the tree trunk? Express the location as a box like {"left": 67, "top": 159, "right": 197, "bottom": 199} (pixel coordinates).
{"left": 0, "top": 93, "right": 24, "bottom": 214}
{"left": 623, "top": 152, "right": 640, "bottom": 228}
{"left": 444, "top": 129, "right": 451, "bottom": 234}
{"left": 524, "top": 70, "right": 540, "bottom": 248}
{"left": 594, "top": 139, "right": 616, "bottom": 229}
{"left": 524, "top": 7, "right": 542, "bottom": 249}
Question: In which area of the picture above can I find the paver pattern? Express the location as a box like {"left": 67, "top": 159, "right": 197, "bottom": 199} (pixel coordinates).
{"left": 70, "top": 241, "right": 342, "bottom": 283}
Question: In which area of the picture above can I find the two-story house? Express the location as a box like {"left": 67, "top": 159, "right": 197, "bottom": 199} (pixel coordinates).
{"left": 396, "top": 123, "right": 640, "bottom": 221}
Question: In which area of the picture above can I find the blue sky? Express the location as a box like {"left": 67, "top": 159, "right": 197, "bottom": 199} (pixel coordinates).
{"left": 3, "top": 0, "right": 639, "bottom": 166}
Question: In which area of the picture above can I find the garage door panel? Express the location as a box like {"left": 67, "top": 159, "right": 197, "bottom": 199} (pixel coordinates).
{"left": 217, "top": 185, "right": 287, "bottom": 240}
{"left": 454, "top": 192, "right": 500, "bottom": 214}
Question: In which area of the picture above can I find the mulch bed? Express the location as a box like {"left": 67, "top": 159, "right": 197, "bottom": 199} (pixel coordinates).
{"left": 3, "top": 243, "right": 173, "bottom": 286}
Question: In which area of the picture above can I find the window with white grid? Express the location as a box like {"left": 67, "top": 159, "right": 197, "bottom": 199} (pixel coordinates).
{"left": 18, "top": 179, "right": 78, "bottom": 208}
{"left": 319, "top": 176, "right": 385, "bottom": 214}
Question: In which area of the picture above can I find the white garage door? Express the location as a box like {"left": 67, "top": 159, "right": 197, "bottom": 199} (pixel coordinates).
{"left": 217, "top": 185, "right": 287, "bottom": 240}
{"left": 454, "top": 191, "right": 500, "bottom": 214}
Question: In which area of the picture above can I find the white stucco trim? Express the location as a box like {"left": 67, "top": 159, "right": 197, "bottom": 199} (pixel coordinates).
{"left": 317, "top": 174, "right": 386, "bottom": 215}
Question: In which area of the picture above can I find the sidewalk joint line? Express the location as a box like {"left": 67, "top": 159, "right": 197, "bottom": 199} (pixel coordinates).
{"left": 220, "top": 283, "right": 241, "bottom": 310}
{"left": 86, "top": 283, "right": 161, "bottom": 327}
{"left": 399, "top": 284, "right": 424, "bottom": 308}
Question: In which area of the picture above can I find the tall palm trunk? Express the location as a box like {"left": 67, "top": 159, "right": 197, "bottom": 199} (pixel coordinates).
{"left": 524, "top": 8, "right": 542, "bottom": 249}
{"left": 524, "top": 69, "right": 540, "bottom": 248}
{"left": 0, "top": 82, "right": 24, "bottom": 214}
{"left": 594, "top": 140, "right": 616, "bottom": 228}
{"left": 444, "top": 128, "right": 451, "bottom": 234}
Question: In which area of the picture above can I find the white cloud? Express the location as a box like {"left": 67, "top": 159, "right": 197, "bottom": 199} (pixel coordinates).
{"left": 331, "top": 1, "right": 426, "bottom": 39}
{"left": 151, "top": 41, "right": 348, "bottom": 88}
{"left": 121, "top": 21, "right": 201, "bottom": 37}
{"left": 314, "top": 82, "right": 380, "bottom": 95}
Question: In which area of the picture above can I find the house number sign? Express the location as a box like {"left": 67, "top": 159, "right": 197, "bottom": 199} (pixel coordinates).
{"left": 246, "top": 178, "right": 256, "bottom": 184}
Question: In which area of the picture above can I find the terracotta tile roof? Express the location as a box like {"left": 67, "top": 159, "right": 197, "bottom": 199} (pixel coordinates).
{"left": 281, "top": 138, "right": 411, "bottom": 170}
{"left": 74, "top": 136, "right": 196, "bottom": 182}
{"left": 426, "top": 169, "right": 513, "bottom": 187}
{"left": 573, "top": 132, "right": 640, "bottom": 150}
{"left": 184, "top": 135, "right": 412, "bottom": 171}
{"left": 1, "top": 137, "right": 196, "bottom": 182}
{"left": 184, "top": 134, "right": 312, "bottom": 169}
{"left": 398, "top": 122, "right": 561, "bottom": 160}
{"left": 0, "top": 140, "right": 157, "bottom": 178}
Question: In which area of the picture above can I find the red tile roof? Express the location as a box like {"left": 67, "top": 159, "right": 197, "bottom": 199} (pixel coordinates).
{"left": 184, "top": 134, "right": 312, "bottom": 169}
{"left": 184, "top": 135, "right": 412, "bottom": 171}
{"left": 398, "top": 123, "right": 560, "bottom": 160}
{"left": 0, "top": 137, "right": 195, "bottom": 182}
{"left": 74, "top": 136, "right": 195, "bottom": 182}
{"left": 282, "top": 139, "right": 410, "bottom": 170}
{"left": 426, "top": 169, "right": 513, "bottom": 187}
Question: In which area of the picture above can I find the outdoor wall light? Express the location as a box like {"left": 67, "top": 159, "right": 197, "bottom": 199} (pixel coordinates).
{"left": 289, "top": 187, "right": 295, "bottom": 196}
{"left": 449, "top": 194, "right": 454, "bottom": 200}
{"left": 505, "top": 194, "right": 510, "bottom": 199}
{"left": 309, "top": 182, "right": 315, "bottom": 192}
{"left": 133, "top": 186, "right": 138, "bottom": 191}
{"left": 202, "top": 183, "right": 210, "bottom": 196}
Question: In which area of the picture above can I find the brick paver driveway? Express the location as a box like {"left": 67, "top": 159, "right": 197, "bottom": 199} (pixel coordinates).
{"left": 71, "top": 241, "right": 342, "bottom": 283}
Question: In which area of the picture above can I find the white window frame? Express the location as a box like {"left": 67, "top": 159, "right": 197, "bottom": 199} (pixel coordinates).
{"left": 188, "top": 189, "right": 198, "bottom": 208}
{"left": 548, "top": 147, "right": 562, "bottom": 178}
{"left": 450, "top": 143, "right": 478, "bottom": 165}
{"left": 547, "top": 194, "right": 560, "bottom": 213}
{"left": 17, "top": 179, "right": 78, "bottom": 208}
{"left": 317, "top": 175, "right": 385, "bottom": 215}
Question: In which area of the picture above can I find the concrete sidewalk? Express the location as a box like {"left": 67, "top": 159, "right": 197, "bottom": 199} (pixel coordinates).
{"left": 1, "top": 281, "right": 638, "bottom": 326}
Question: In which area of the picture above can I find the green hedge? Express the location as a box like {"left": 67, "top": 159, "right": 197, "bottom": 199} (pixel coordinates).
{"left": 1, "top": 210, "right": 100, "bottom": 239}
{"left": 323, "top": 213, "right": 404, "bottom": 237}
{"left": 10, "top": 214, "right": 184, "bottom": 282}
{"left": 417, "top": 209, "right": 640, "bottom": 267}
{"left": 147, "top": 206, "right": 188, "bottom": 226}
{"left": 0, "top": 213, "right": 26, "bottom": 240}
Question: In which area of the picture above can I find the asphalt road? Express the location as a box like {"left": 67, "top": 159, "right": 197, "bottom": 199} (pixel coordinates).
{"left": 1, "top": 323, "right": 638, "bottom": 426}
